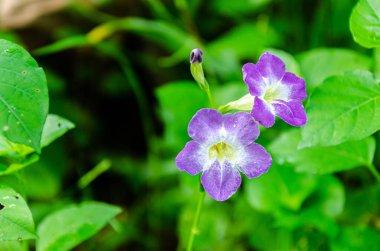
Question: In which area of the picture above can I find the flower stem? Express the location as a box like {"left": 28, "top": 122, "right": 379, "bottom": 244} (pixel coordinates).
{"left": 186, "top": 189, "right": 205, "bottom": 251}
{"left": 368, "top": 164, "right": 380, "bottom": 183}
{"left": 204, "top": 84, "right": 216, "bottom": 109}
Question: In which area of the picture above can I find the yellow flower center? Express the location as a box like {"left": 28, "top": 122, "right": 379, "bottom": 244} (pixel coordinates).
{"left": 263, "top": 85, "right": 282, "bottom": 103}
{"left": 209, "top": 142, "right": 235, "bottom": 162}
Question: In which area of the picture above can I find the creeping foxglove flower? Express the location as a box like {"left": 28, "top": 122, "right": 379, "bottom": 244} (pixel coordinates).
{"left": 242, "top": 52, "right": 307, "bottom": 127}
{"left": 176, "top": 108, "right": 272, "bottom": 201}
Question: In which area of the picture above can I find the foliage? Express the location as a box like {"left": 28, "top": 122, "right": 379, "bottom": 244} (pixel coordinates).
{"left": 0, "top": 0, "right": 380, "bottom": 250}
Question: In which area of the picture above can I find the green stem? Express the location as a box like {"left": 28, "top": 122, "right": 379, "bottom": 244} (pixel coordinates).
{"left": 368, "top": 164, "right": 380, "bottom": 183}
{"left": 186, "top": 189, "right": 205, "bottom": 251}
{"left": 204, "top": 84, "right": 216, "bottom": 109}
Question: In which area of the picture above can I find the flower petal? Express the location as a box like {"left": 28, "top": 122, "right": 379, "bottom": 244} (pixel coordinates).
{"left": 281, "top": 72, "right": 307, "bottom": 100}
{"left": 176, "top": 141, "right": 204, "bottom": 175}
{"left": 273, "top": 100, "right": 307, "bottom": 126}
{"left": 239, "top": 143, "right": 272, "bottom": 178}
{"left": 223, "top": 112, "right": 259, "bottom": 145}
{"left": 242, "top": 63, "right": 266, "bottom": 97}
{"left": 201, "top": 161, "right": 241, "bottom": 201}
{"left": 251, "top": 97, "right": 275, "bottom": 127}
{"left": 256, "top": 52, "right": 286, "bottom": 83}
{"left": 188, "top": 108, "right": 223, "bottom": 143}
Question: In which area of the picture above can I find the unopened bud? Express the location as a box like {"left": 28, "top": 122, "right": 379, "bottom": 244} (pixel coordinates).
{"left": 218, "top": 94, "right": 253, "bottom": 113}
{"left": 190, "top": 48, "right": 208, "bottom": 91}
{"left": 190, "top": 48, "right": 203, "bottom": 64}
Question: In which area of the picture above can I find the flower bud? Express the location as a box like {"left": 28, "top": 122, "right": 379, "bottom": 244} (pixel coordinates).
{"left": 218, "top": 94, "right": 253, "bottom": 113}
{"left": 190, "top": 48, "right": 208, "bottom": 91}
{"left": 190, "top": 48, "right": 203, "bottom": 64}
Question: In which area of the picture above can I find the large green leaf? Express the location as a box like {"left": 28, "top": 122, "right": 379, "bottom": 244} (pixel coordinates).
{"left": 270, "top": 129, "right": 376, "bottom": 174}
{"left": 350, "top": 0, "right": 380, "bottom": 48}
{"left": 36, "top": 201, "right": 121, "bottom": 251}
{"left": 0, "top": 185, "right": 36, "bottom": 241}
{"left": 300, "top": 71, "right": 380, "bottom": 147}
{"left": 0, "top": 241, "right": 23, "bottom": 251}
{"left": 297, "top": 48, "right": 372, "bottom": 89}
{"left": 0, "top": 39, "right": 48, "bottom": 152}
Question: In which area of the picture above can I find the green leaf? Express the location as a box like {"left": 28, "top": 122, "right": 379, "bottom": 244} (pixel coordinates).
{"left": 300, "top": 71, "right": 380, "bottom": 147}
{"left": 266, "top": 48, "right": 301, "bottom": 76}
{"left": 245, "top": 164, "right": 318, "bottom": 213}
{"left": 0, "top": 153, "right": 39, "bottom": 176}
{"left": 331, "top": 226, "right": 380, "bottom": 251}
{"left": 36, "top": 201, "right": 122, "bottom": 251}
{"left": 276, "top": 208, "right": 340, "bottom": 238}
{"left": 270, "top": 129, "right": 376, "bottom": 174}
{"left": 275, "top": 175, "right": 344, "bottom": 238}
{"left": 212, "top": 0, "right": 272, "bottom": 18}
{"left": 350, "top": 0, "right": 380, "bottom": 48}
{"left": 313, "top": 175, "right": 345, "bottom": 218}
{"left": 155, "top": 81, "right": 207, "bottom": 152}
{"left": 0, "top": 185, "right": 36, "bottom": 241}
{"left": 41, "top": 114, "right": 75, "bottom": 148}
{"left": 206, "top": 23, "right": 279, "bottom": 79}
{"left": 87, "top": 17, "right": 194, "bottom": 51}
{"left": 33, "top": 36, "right": 89, "bottom": 56}
{"left": 297, "top": 48, "right": 372, "bottom": 89}
{"left": 207, "top": 24, "right": 278, "bottom": 59}
{"left": 0, "top": 241, "right": 23, "bottom": 251}
{"left": 0, "top": 39, "right": 48, "bottom": 152}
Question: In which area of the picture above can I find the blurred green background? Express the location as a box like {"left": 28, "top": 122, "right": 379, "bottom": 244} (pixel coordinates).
{"left": 1, "top": 0, "right": 380, "bottom": 250}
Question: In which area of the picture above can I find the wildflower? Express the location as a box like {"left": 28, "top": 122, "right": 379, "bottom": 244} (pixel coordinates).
{"left": 242, "top": 52, "right": 307, "bottom": 127}
{"left": 176, "top": 108, "right": 272, "bottom": 201}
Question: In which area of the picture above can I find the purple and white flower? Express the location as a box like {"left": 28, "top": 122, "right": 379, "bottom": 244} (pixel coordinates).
{"left": 176, "top": 108, "right": 272, "bottom": 201}
{"left": 242, "top": 52, "right": 307, "bottom": 127}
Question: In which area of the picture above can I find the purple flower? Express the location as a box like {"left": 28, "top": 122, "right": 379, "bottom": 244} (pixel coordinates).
{"left": 176, "top": 108, "right": 272, "bottom": 201}
{"left": 243, "top": 52, "right": 307, "bottom": 127}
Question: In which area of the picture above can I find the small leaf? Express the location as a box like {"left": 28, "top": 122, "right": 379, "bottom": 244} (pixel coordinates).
{"left": 331, "top": 226, "right": 380, "bottom": 251}
{"left": 0, "top": 39, "right": 48, "bottom": 152}
{"left": 0, "top": 185, "right": 36, "bottom": 241}
{"left": 245, "top": 164, "right": 318, "bottom": 213}
{"left": 0, "top": 153, "right": 39, "bottom": 176}
{"left": 33, "top": 36, "right": 89, "bottom": 56}
{"left": 155, "top": 81, "right": 207, "bottom": 152}
{"left": 274, "top": 175, "right": 344, "bottom": 238}
{"left": 36, "top": 201, "right": 122, "bottom": 251}
{"left": 300, "top": 71, "right": 380, "bottom": 147}
{"left": 270, "top": 129, "right": 376, "bottom": 174}
{"left": 350, "top": 0, "right": 380, "bottom": 48}
{"left": 41, "top": 114, "right": 75, "bottom": 148}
